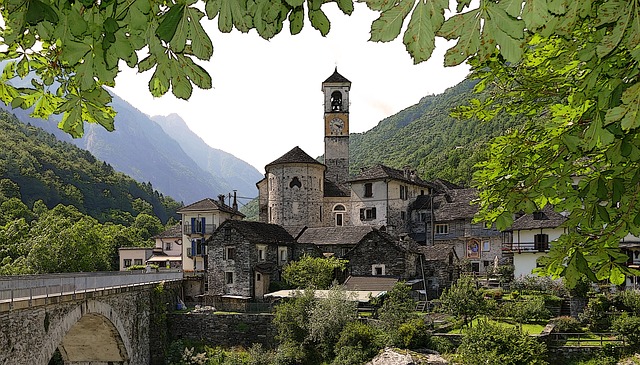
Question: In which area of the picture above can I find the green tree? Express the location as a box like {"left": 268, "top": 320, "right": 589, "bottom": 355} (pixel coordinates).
{"left": 282, "top": 255, "right": 347, "bottom": 289}
{"left": 456, "top": 321, "right": 547, "bottom": 365}
{"left": 438, "top": 276, "right": 484, "bottom": 327}
{"left": 307, "top": 286, "right": 357, "bottom": 360}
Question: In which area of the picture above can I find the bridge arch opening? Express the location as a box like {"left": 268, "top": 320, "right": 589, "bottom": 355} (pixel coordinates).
{"left": 44, "top": 300, "right": 132, "bottom": 365}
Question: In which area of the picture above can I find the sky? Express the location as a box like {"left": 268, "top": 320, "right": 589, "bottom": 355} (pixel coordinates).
{"left": 112, "top": 4, "right": 470, "bottom": 173}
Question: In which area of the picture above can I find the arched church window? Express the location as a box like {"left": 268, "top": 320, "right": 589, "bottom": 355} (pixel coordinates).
{"left": 331, "top": 91, "right": 342, "bottom": 111}
{"left": 289, "top": 177, "right": 302, "bottom": 188}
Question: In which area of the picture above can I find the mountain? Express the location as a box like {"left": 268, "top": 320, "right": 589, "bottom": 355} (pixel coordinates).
{"left": 151, "top": 114, "right": 262, "bottom": 203}
{"left": 2, "top": 93, "right": 261, "bottom": 204}
{"left": 0, "top": 109, "right": 181, "bottom": 223}
{"left": 349, "top": 80, "right": 522, "bottom": 186}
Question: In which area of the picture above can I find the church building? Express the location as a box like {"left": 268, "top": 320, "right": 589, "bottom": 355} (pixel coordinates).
{"left": 256, "top": 69, "right": 433, "bottom": 236}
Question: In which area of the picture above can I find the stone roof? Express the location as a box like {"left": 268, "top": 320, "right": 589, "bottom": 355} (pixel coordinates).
{"left": 508, "top": 206, "right": 567, "bottom": 231}
{"left": 297, "top": 226, "right": 378, "bottom": 246}
{"left": 152, "top": 224, "right": 181, "bottom": 239}
{"left": 410, "top": 188, "right": 478, "bottom": 221}
{"left": 324, "top": 179, "right": 350, "bottom": 197}
{"left": 350, "top": 164, "right": 431, "bottom": 187}
{"left": 323, "top": 68, "right": 351, "bottom": 84}
{"left": 418, "top": 244, "right": 457, "bottom": 261}
{"left": 177, "top": 198, "right": 245, "bottom": 217}
{"left": 343, "top": 276, "right": 398, "bottom": 291}
{"left": 347, "top": 230, "right": 421, "bottom": 255}
{"left": 214, "top": 220, "right": 295, "bottom": 244}
{"left": 265, "top": 146, "right": 325, "bottom": 169}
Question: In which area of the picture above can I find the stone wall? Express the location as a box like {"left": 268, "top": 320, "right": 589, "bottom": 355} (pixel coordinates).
{"left": 168, "top": 312, "right": 277, "bottom": 348}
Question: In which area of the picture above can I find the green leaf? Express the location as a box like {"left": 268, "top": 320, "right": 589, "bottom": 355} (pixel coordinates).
{"left": 26, "top": 0, "right": 59, "bottom": 25}
{"left": 185, "top": 8, "right": 214, "bottom": 59}
{"left": 370, "top": 0, "right": 414, "bottom": 42}
{"left": 149, "top": 61, "right": 171, "bottom": 97}
{"left": 205, "top": 0, "right": 222, "bottom": 19}
{"left": 218, "top": 0, "right": 234, "bottom": 32}
{"left": 358, "top": 0, "right": 394, "bottom": 12}
{"left": 180, "top": 55, "right": 212, "bottom": 89}
{"left": 521, "top": 0, "right": 549, "bottom": 30}
{"left": 289, "top": 7, "right": 304, "bottom": 34}
{"left": 309, "top": 9, "right": 330, "bottom": 36}
{"left": 156, "top": 3, "right": 186, "bottom": 42}
{"left": 335, "top": 0, "right": 354, "bottom": 15}
{"left": 68, "top": 8, "right": 88, "bottom": 37}
{"left": 285, "top": 0, "right": 304, "bottom": 8}
{"left": 402, "top": 0, "right": 446, "bottom": 64}
{"left": 609, "top": 265, "right": 626, "bottom": 285}
{"left": 438, "top": 10, "right": 481, "bottom": 66}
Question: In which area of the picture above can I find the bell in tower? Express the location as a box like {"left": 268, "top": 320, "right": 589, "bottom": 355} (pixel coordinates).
{"left": 322, "top": 68, "right": 351, "bottom": 184}
{"left": 331, "top": 91, "right": 343, "bottom": 112}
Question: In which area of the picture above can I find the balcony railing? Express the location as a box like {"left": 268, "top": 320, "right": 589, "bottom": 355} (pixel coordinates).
{"left": 502, "top": 242, "right": 550, "bottom": 253}
{"left": 183, "top": 224, "right": 216, "bottom": 235}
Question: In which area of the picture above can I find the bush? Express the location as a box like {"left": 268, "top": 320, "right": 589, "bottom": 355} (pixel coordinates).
{"left": 612, "top": 290, "right": 640, "bottom": 314}
{"left": 456, "top": 321, "right": 547, "bottom": 365}
{"left": 580, "top": 294, "right": 612, "bottom": 332}
{"left": 397, "top": 318, "right": 432, "bottom": 349}
{"left": 551, "top": 316, "right": 582, "bottom": 333}
{"left": 430, "top": 335, "right": 457, "bottom": 354}
{"left": 484, "top": 288, "right": 504, "bottom": 300}
{"left": 504, "top": 297, "right": 551, "bottom": 323}
{"left": 612, "top": 313, "right": 640, "bottom": 348}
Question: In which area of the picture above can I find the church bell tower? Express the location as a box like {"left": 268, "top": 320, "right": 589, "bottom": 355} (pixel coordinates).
{"left": 322, "top": 68, "right": 351, "bottom": 184}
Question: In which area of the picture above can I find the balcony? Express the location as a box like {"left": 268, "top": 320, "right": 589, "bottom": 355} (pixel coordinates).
{"left": 502, "top": 242, "right": 550, "bottom": 253}
{"left": 183, "top": 224, "right": 217, "bottom": 235}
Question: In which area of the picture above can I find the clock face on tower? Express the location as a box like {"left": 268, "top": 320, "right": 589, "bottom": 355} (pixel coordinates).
{"left": 329, "top": 117, "right": 344, "bottom": 135}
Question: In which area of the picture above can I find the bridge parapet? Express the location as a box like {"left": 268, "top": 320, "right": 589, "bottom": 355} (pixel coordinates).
{"left": 0, "top": 271, "right": 182, "bottom": 312}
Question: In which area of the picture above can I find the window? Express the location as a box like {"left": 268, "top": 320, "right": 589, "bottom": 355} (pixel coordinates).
{"left": 333, "top": 204, "right": 346, "bottom": 211}
{"left": 257, "top": 245, "right": 266, "bottom": 261}
{"left": 435, "top": 224, "right": 449, "bottom": 235}
{"left": 335, "top": 213, "right": 343, "bottom": 226}
{"left": 134, "top": 259, "right": 143, "bottom": 266}
{"left": 372, "top": 264, "right": 386, "bottom": 276}
{"left": 359, "top": 207, "right": 377, "bottom": 221}
{"left": 533, "top": 211, "right": 545, "bottom": 220}
{"left": 191, "top": 217, "right": 206, "bottom": 234}
{"left": 419, "top": 212, "right": 427, "bottom": 222}
{"left": 482, "top": 241, "right": 490, "bottom": 252}
{"left": 364, "top": 183, "right": 373, "bottom": 198}
{"left": 165, "top": 241, "right": 172, "bottom": 251}
{"left": 534, "top": 234, "right": 549, "bottom": 251}
{"left": 256, "top": 273, "right": 262, "bottom": 282}
{"left": 401, "top": 211, "right": 406, "bottom": 221}
{"left": 124, "top": 259, "right": 132, "bottom": 268}
{"left": 224, "top": 246, "right": 236, "bottom": 260}
{"left": 400, "top": 185, "right": 408, "bottom": 200}
{"left": 471, "top": 262, "right": 480, "bottom": 273}
{"left": 225, "top": 272, "right": 234, "bottom": 285}
{"left": 278, "top": 247, "right": 288, "bottom": 264}
{"left": 191, "top": 239, "right": 205, "bottom": 256}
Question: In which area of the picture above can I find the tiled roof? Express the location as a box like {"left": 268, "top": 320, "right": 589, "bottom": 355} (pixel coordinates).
{"left": 265, "top": 146, "right": 325, "bottom": 168}
{"left": 177, "top": 198, "right": 245, "bottom": 217}
{"left": 152, "top": 224, "right": 181, "bottom": 239}
{"left": 297, "top": 226, "right": 378, "bottom": 246}
{"left": 350, "top": 230, "right": 421, "bottom": 254}
{"left": 508, "top": 206, "right": 567, "bottom": 231}
{"left": 431, "top": 178, "right": 463, "bottom": 192}
{"left": 409, "top": 188, "right": 478, "bottom": 221}
{"left": 216, "top": 220, "right": 295, "bottom": 244}
{"left": 418, "top": 244, "right": 456, "bottom": 261}
{"left": 323, "top": 68, "right": 351, "bottom": 84}
{"left": 350, "top": 164, "right": 431, "bottom": 187}
{"left": 343, "top": 276, "right": 398, "bottom": 291}
{"left": 324, "top": 179, "right": 350, "bottom": 197}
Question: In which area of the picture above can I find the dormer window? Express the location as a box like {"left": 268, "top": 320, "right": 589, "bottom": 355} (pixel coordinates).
{"left": 533, "top": 211, "right": 545, "bottom": 220}
{"left": 331, "top": 91, "right": 343, "bottom": 111}
{"left": 364, "top": 183, "right": 373, "bottom": 198}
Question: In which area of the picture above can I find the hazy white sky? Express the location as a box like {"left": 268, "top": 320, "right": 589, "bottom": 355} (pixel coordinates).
{"left": 112, "top": 4, "right": 470, "bottom": 173}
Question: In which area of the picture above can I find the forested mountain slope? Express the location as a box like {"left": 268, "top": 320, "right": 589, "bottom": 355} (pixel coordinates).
{"left": 1, "top": 92, "right": 261, "bottom": 204}
{"left": 350, "top": 80, "right": 522, "bottom": 186}
{"left": 0, "top": 109, "right": 181, "bottom": 223}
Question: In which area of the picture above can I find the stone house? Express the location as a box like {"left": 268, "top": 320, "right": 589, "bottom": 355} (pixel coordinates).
{"left": 295, "top": 225, "right": 377, "bottom": 258}
{"left": 418, "top": 243, "right": 459, "bottom": 299}
{"left": 344, "top": 229, "right": 421, "bottom": 279}
{"left": 408, "top": 184, "right": 504, "bottom": 275}
{"left": 118, "top": 247, "right": 153, "bottom": 271}
{"left": 503, "top": 206, "right": 567, "bottom": 278}
{"left": 206, "top": 220, "right": 320, "bottom": 301}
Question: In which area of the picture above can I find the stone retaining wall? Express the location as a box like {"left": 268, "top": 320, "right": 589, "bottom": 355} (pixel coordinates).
{"left": 168, "top": 312, "right": 277, "bottom": 348}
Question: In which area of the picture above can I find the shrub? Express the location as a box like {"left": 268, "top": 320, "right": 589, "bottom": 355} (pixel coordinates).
{"left": 397, "top": 318, "right": 432, "bottom": 349}
{"left": 551, "top": 316, "right": 582, "bottom": 333}
{"left": 612, "top": 290, "right": 640, "bottom": 315}
{"left": 430, "top": 335, "right": 457, "bottom": 354}
{"left": 335, "top": 321, "right": 383, "bottom": 354}
{"left": 510, "top": 290, "right": 520, "bottom": 300}
{"left": 612, "top": 314, "right": 640, "bottom": 348}
{"left": 484, "top": 288, "right": 504, "bottom": 300}
{"left": 456, "top": 321, "right": 548, "bottom": 365}
{"left": 505, "top": 297, "right": 551, "bottom": 323}
{"left": 580, "top": 294, "right": 612, "bottom": 332}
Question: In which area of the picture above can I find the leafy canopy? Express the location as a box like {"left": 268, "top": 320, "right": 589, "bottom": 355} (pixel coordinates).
{"left": 282, "top": 254, "right": 347, "bottom": 289}
{"left": 0, "top": 0, "right": 584, "bottom": 136}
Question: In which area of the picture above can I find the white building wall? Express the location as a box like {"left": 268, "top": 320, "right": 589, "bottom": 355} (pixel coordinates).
{"left": 513, "top": 227, "right": 565, "bottom": 243}
{"left": 350, "top": 180, "right": 388, "bottom": 227}
{"left": 513, "top": 254, "right": 544, "bottom": 278}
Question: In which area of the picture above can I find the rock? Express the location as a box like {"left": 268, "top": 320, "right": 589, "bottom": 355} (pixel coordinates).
{"left": 365, "top": 348, "right": 448, "bottom": 365}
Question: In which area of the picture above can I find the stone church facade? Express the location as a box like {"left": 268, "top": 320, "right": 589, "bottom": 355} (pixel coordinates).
{"left": 256, "top": 69, "right": 434, "bottom": 236}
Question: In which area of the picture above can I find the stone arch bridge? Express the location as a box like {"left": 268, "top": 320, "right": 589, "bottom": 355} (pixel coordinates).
{"left": 0, "top": 271, "right": 182, "bottom": 365}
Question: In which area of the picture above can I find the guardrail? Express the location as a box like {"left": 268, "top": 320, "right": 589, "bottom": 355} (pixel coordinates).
{"left": 548, "top": 332, "right": 624, "bottom": 347}
{"left": 0, "top": 271, "right": 182, "bottom": 310}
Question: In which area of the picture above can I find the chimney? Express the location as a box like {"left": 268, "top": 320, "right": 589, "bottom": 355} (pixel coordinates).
{"left": 232, "top": 190, "right": 238, "bottom": 211}
{"left": 217, "top": 194, "right": 225, "bottom": 205}
{"left": 403, "top": 166, "right": 411, "bottom": 179}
